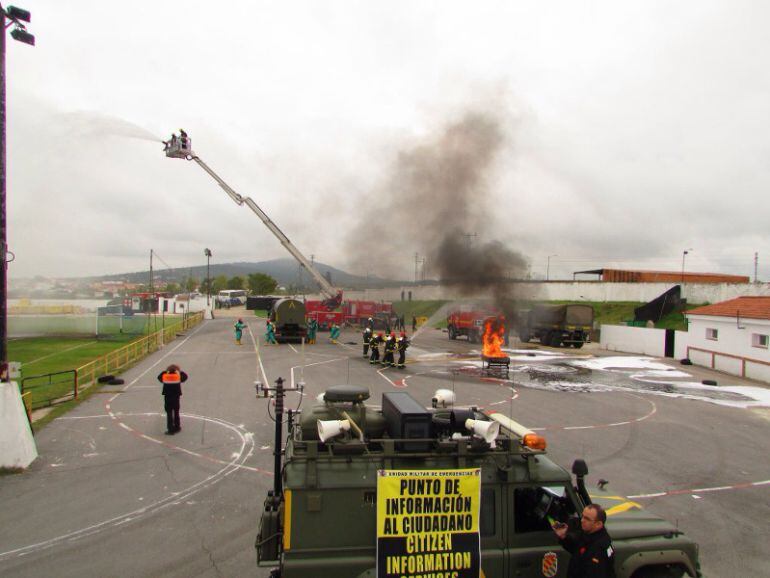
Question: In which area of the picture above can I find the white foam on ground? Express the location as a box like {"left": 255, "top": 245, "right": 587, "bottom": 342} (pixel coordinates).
{"left": 569, "top": 356, "right": 673, "bottom": 371}
{"left": 631, "top": 369, "right": 693, "bottom": 379}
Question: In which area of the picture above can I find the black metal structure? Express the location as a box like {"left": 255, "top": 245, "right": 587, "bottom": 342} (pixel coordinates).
{"left": 0, "top": 4, "right": 34, "bottom": 380}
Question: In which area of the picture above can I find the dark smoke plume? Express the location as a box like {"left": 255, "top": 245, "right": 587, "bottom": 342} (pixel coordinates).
{"left": 347, "top": 108, "right": 529, "bottom": 306}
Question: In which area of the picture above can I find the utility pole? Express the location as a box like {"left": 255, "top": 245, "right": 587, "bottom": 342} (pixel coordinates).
{"left": 204, "top": 248, "right": 212, "bottom": 306}
{"left": 681, "top": 249, "right": 692, "bottom": 283}
{"left": 0, "top": 4, "right": 34, "bottom": 380}
{"left": 546, "top": 254, "right": 557, "bottom": 281}
{"left": 414, "top": 252, "right": 419, "bottom": 283}
{"left": 754, "top": 252, "right": 759, "bottom": 283}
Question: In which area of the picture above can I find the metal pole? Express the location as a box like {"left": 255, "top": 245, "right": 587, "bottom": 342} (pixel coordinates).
{"left": 273, "top": 377, "right": 285, "bottom": 496}
{"left": 681, "top": 250, "right": 688, "bottom": 283}
{"left": 0, "top": 9, "right": 8, "bottom": 377}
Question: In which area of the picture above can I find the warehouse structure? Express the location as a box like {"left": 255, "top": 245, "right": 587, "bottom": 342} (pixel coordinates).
{"left": 573, "top": 268, "right": 750, "bottom": 284}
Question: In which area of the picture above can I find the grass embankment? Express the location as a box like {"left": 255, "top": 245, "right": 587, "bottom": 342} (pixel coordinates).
{"left": 392, "top": 300, "right": 700, "bottom": 331}
{"left": 392, "top": 300, "right": 450, "bottom": 328}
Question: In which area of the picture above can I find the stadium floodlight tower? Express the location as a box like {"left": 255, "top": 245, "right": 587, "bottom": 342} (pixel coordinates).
{"left": 163, "top": 131, "right": 343, "bottom": 310}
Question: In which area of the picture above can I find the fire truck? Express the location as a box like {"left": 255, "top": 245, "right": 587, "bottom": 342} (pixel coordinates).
{"left": 306, "top": 299, "right": 395, "bottom": 329}
{"left": 447, "top": 307, "right": 506, "bottom": 343}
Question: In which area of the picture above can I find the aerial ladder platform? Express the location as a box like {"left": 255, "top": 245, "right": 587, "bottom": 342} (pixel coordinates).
{"left": 163, "top": 131, "right": 342, "bottom": 310}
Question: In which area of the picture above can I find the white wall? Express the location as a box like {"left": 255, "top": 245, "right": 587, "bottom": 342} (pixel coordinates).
{"left": 600, "top": 325, "right": 667, "bottom": 357}
{"left": 0, "top": 382, "right": 38, "bottom": 469}
{"left": 674, "top": 330, "right": 689, "bottom": 360}
{"left": 340, "top": 282, "right": 769, "bottom": 304}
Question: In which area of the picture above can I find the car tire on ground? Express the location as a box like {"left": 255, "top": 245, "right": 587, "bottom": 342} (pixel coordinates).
{"left": 108, "top": 378, "right": 125, "bottom": 385}
{"left": 572, "top": 341, "right": 584, "bottom": 349}
{"left": 448, "top": 325, "right": 456, "bottom": 340}
{"left": 97, "top": 375, "right": 115, "bottom": 383}
{"left": 549, "top": 332, "right": 562, "bottom": 347}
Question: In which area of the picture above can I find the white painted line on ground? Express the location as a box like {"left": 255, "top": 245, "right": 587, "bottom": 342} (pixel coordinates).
{"left": 629, "top": 479, "right": 770, "bottom": 500}
{"left": 25, "top": 341, "right": 97, "bottom": 366}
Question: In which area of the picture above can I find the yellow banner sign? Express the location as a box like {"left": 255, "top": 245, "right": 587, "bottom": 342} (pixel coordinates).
{"left": 377, "top": 468, "right": 481, "bottom": 578}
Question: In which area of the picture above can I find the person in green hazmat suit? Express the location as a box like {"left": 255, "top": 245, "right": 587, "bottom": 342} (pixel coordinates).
{"left": 265, "top": 320, "right": 278, "bottom": 344}
{"left": 307, "top": 317, "right": 318, "bottom": 344}
{"left": 234, "top": 319, "right": 245, "bottom": 345}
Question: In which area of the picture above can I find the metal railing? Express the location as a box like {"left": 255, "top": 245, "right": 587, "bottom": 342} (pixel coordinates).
{"left": 20, "top": 369, "right": 78, "bottom": 410}
{"left": 18, "top": 312, "right": 204, "bottom": 414}
{"left": 76, "top": 311, "right": 203, "bottom": 388}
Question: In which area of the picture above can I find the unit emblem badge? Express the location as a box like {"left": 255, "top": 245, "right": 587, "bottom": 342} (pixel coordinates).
{"left": 542, "top": 551, "right": 558, "bottom": 577}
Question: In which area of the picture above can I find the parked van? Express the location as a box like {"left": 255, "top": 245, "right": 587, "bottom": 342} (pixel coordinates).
{"left": 216, "top": 290, "right": 247, "bottom": 308}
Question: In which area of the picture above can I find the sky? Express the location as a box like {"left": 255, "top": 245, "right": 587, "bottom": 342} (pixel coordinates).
{"left": 5, "top": 0, "right": 770, "bottom": 282}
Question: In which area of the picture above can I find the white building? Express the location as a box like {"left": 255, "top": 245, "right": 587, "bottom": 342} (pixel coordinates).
{"left": 684, "top": 296, "right": 770, "bottom": 383}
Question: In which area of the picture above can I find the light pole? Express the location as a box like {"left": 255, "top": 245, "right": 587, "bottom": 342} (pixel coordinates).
{"left": 204, "top": 248, "right": 212, "bottom": 306}
{"left": 0, "top": 4, "right": 34, "bottom": 380}
{"left": 681, "top": 249, "right": 692, "bottom": 283}
{"left": 546, "top": 254, "right": 558, "bottom": 281}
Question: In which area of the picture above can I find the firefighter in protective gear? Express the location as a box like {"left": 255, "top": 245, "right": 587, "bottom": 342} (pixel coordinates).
{"left": 383, "top": 332, "right": 397, "bottom": 367}
{"left": 397, "top": 332, "right": 409, "bottom": 368}
{"left": 369, "top": 332, "right": 384, "bottom": 364}
{"left": 363, "top": 326, "right": 373, "bottom": 357}
{"left": 157, "top": 364, "right": 188, "bottom": 435}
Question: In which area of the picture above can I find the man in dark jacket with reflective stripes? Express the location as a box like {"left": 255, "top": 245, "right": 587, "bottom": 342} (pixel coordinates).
{"left": 158, "top": 364, "right": 188, "bottom": 435}
{"left": 554, "top": 504, "right": 616, "bottom": 578}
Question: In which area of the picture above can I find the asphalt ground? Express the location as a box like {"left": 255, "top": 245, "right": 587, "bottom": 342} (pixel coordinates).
{"left": 1, "top": 318, "right": 768, "bottom": 577}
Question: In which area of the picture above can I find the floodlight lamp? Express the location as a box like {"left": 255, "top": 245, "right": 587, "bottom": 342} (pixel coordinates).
{"left": 7, "top": 6, "right": 31, "bottom": 22}
{"left": 10, "top": 27, "right": 35, "bottom": 46}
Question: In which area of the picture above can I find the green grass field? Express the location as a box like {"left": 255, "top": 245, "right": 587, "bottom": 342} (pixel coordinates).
{"left": 9, "top": 335, "right": 140, "bottom": 411}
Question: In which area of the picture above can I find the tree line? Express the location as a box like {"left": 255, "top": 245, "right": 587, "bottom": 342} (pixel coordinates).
{"left": 135, "top": 272, "right": 279, "bottom": 296}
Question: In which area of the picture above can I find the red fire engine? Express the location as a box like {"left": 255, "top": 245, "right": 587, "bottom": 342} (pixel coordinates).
{"left": 447, "top": 307, "right": 506, "bottom": 343}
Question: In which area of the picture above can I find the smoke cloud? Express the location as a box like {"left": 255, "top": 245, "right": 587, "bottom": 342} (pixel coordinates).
{"left": 347, "top": 108, "right": 529, "bottom": 304}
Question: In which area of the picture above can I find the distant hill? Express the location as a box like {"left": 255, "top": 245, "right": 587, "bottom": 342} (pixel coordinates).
{"left": 94, "top": 258, "right": 405, "bottom": 289}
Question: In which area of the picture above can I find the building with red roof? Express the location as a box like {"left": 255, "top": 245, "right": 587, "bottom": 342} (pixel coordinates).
{"left": 684, "top": 296, "right": 770, "bottom": 382}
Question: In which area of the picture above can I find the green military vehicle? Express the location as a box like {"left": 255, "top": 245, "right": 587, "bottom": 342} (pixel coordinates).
{"left": 517, "top": 304, "right": 594, "bottom": 348}
{"left": 256, "top": 384, "right": 700, "bottom": 578}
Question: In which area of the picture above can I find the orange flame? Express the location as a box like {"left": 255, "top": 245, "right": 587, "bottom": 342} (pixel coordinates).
{"left": 482, "top": 318, "right": 506, "bottom": 358}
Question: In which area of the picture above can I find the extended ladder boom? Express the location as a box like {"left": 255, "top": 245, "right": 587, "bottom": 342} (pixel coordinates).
{"left": 163, "top": 133, "right": 341, "bottom": 305}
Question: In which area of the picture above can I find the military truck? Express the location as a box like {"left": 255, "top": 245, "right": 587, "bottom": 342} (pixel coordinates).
{"left": 256, "top": 384, "right": 700, "bottom": 578}
{"left": 270, "top": 298, "right": 307, "bottom": 343}
{"left": 517, "top": 304, "right": 593, "bottom": 348}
